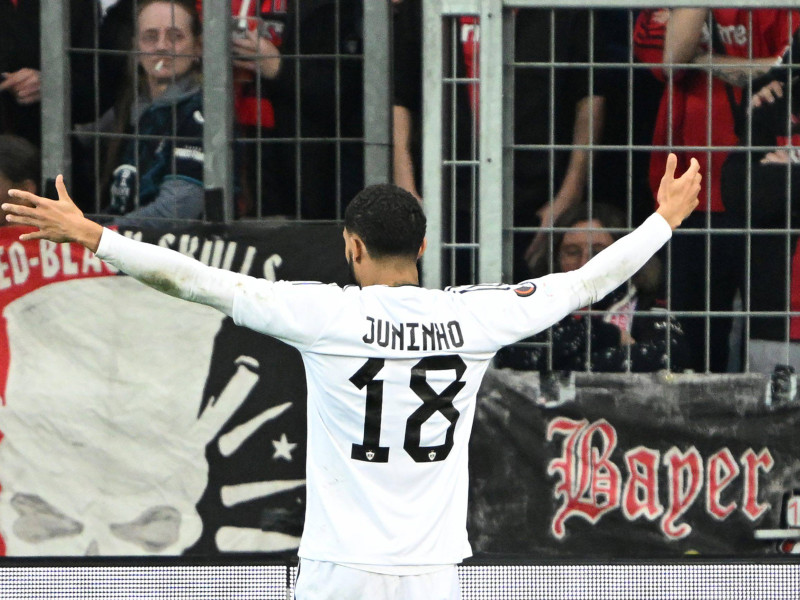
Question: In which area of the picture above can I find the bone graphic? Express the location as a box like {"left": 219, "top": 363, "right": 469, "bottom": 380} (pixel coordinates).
{"left": 221, "top": 479, "right": 306, "bottom": 508}
{"left": 215, "top": 527, "right": 300, "bottom": 553}
{"left": 218, "top": 401, "right": 292, "bottom": 457}
{"left": 192, "top": 355, "right": 260, "bottom": 446}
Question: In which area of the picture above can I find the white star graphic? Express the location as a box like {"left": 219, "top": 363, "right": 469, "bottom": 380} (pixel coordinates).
{"left": 272, "top": 433, "right": 298, "bottom": 462}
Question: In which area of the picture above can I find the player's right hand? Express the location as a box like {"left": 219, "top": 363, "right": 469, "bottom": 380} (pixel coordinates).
{"left": 2, "top": 174, "right": 103, "bottom": 252}
{"left": 655, "top": 153, "right": 701, "bottom": 230}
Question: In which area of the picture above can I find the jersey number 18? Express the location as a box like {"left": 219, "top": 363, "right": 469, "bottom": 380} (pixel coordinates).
{"left": 350, "top": 355, "right": 466, "bottom": 463}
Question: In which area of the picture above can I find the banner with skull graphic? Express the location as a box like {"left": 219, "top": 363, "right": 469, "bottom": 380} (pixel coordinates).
{"left": 0, "top": 222, "right": 349, "bottom": 557}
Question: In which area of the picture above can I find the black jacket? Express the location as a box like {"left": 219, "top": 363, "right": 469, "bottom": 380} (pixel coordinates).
{"left": 495, "top": 284, "right": 689, "bottom": 373}
{"left": 0, "top": 0, "right": 101, "bottom": 145}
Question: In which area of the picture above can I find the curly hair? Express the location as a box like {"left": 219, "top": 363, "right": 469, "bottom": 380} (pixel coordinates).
{"left": 344, "top": 184, "right": 426, "bottom": 260}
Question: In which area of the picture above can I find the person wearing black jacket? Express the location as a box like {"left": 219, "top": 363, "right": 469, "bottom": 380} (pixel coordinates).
{"left": 226, "top": 0, "right": 364, "bottom": 219}
{"left": 97, "top": 0, "right": 363, "bottom": 219}
{"left": 0, "top": 0, "right": 101, "bottom": 147}
{"left": 721, "top": 36, "right": 800, "bottom": 373}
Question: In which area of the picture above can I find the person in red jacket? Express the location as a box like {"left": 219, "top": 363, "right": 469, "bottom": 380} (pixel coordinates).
{"left": 633, "top": 8, "right": 798, "bottom": 372}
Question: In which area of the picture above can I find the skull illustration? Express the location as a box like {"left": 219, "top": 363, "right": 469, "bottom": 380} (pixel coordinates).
{"left": 0, "top": 276, "right": 227, "bottom": 555}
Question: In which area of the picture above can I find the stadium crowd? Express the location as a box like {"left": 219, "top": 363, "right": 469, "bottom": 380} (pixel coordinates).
{"left": 1, "top": 0, "right": 798, "bottom": 375}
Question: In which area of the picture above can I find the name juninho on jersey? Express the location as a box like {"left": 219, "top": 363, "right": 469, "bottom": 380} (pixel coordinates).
{"left": 362, "top": 317, "right": 464, "bottom": 352}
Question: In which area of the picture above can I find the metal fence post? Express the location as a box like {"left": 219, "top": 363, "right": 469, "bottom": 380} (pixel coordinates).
{"left": 421, "top": 0, "right": 446, "bottom": 288}
{"left": 478, "top": 0, "right": 504, "bottom": 284}
{"left": 363, "top": 0, "right": 392, "bottom": 188}
{"left": 501, "top": 7, "right": 516, "bottom": 283}
{"left": 202, "top": 0, "right": 235, "bottom": 222}
{"left": 40, "top": 1, "right": 71, "bottom": 192}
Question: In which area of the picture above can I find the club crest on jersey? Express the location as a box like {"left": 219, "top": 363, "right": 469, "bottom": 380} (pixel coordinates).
{"left": 366, "top": 450, "right": 375, "bottom": 461}
{"left": 514, "top": 283, "right": 537, "bottom": 297}
{"left": 428, "top": 451, "right": 437, "bottom": 461}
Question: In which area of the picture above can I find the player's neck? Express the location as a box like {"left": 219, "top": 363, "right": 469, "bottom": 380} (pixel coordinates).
{"left": 359, "top": 260, "right": 420, "bottom": 288}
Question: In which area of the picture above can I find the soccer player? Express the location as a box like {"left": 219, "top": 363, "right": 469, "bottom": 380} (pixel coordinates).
{"left": 3, "top": 153, "right": 700, "bottom": 600}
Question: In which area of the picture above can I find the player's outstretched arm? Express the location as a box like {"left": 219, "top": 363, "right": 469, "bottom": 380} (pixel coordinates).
{"left": 2, "top": 175, "right": 241, "bottom": 315}
{"left": 565, "top": 153, "right": 700, "bottom": 307}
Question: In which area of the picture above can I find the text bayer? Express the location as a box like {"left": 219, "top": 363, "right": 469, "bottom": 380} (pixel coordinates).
{"left": 547, "top": 417, "right": 774, "bottom": 540}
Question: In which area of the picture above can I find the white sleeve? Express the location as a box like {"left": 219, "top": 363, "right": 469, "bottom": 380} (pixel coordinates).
{"left": 95, "top": 227, "right": 248, "bottom": 315}
{"left": 96, "top": 228, "right": 345, "bottom": 349}
{"left": 231, "top": 279, "right": 345, "bottom": 349}
{"left": 568, "top": 212, "right": 672, "bottom": 307}
{"left": 457, "top": 213, "right": 673, "bottom": 349}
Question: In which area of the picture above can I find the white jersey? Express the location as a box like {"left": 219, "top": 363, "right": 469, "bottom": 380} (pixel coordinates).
{"left": 231, "top": 277, "right": 575, "bottom": 567}
{"left": 95, "top": 213, "right": 673, "bottom": 570}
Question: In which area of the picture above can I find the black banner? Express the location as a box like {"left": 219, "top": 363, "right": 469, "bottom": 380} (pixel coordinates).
{"left": 469, "top": 370, "right": 800, "bottom": 557}
{"left": 0, "top": 221, "right": 348, "bottom": 557}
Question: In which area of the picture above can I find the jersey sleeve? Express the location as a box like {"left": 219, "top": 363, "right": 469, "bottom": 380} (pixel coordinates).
{"left": 766, "top": 10, "right": 800, "bottom": 55}
{"left": 451, "top": 273, "right": 587, "bottom": 351}
{"left": 455, "top": 213, "right": 673, "bottom": 349}
{"left": 231, "top": 280, "right": 344, "bottom": 350}
{"left": 95, "top": 227, "right": 244, "bottom": 315}
{"left": 95, "top": 227, "right": 342, "bottom": 349}
{"left": 633, "top": 10, "right": 668, "bottom": 82}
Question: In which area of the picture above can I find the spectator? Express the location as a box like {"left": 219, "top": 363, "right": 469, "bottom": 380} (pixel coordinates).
{"left": 217, "top": 0, "right": 363, "bottom": 219}
{"left": 721, "top": 37, "right": 800, "bottom": 373}
{"left": 0, "top": 134, "right": 38, "bottom": 224}
{"left": 442, "top": 11, "right": 607, "bottom": 281}
{"left": 0, "top": 0, "right": 101, "bottom": 147}
{"left": 392, "top": 7, "right": 605, "bottom": 284}
{"left": 85, "top": 0, "right": 205, "bottom": 224}
{"left": 593, "top": 9, "right": 666, "bottom": 229}
{"left": 633, "top": 8, "right": 798, "bottom": 372}
{"left": 508, "top": 10, "right": 606, "bottom": 282}
{"left": 496, "top": 202, "right": 688, "bottom": 372}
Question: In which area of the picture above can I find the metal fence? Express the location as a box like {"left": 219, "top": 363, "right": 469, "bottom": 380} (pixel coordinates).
{"left": 32, "top": 0, "right": 800, "bottom": 375}
{"left": 422, "top": 0, "right": 800, "bottom": 375}
{"left": 40, "top": 0, "right": 390, "bottom": 223}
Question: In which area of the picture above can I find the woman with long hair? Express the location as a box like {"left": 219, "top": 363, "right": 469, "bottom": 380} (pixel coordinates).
{"left": 95, "top": 0, "right": 205, "bottom": 223}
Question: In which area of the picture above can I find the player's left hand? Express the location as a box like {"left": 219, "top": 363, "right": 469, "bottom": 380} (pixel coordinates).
{"left": 655, "top": 153, "right": 701, "bottom": 230}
